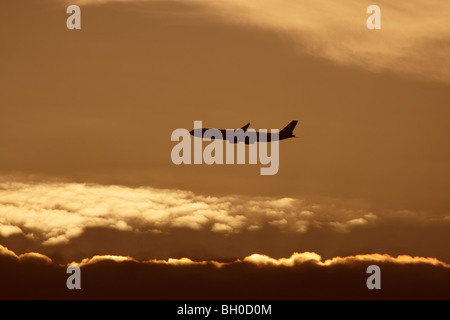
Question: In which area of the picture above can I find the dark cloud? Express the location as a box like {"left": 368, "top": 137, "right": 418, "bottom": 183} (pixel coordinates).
{"left": 0, "top": 246, "right": 449, "bottom": 299}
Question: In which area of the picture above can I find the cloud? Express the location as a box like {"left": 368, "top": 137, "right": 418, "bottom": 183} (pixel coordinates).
{"left": 244, "top": 252, "right": 450, "bottom": 268}
{"left": 0, "top": 223, "right": 23, "bottom": 237}
{"left": 1, "top": 245, "right": 449, "bottom": 299}
{"left": 329, "top": 217, "right": 369, "bottom": 233}
{"left": 0, "top": 245, "right": 53, "bottom": 264}
{"left": 65, "top": 250, "right": 450, "bottom": 269}
{"left": 244, "top": 252, "right": 321, "bottom": 267}
{"left": 2, "top": 243, "right": 447, "bottom": 269}
{"left": 67, "top": 0, "right": 450, "bottom": 83}
{"left": 323, "top": 253, "right": 450, "bottom": 268}
{"left": 73, "top": 254, "right": 136, "bottom": 267}
{"left": 0, "top": 180, "right": 377, "bottom": 245}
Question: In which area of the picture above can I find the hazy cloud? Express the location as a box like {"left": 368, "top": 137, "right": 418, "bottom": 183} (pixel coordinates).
{"left": 68, "top": 0, "right": 450, "bottom": 83}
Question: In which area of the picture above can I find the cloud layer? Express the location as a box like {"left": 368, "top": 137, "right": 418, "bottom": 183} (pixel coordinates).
{"left": 5, "top": 243, "right": 448, "bottom": 270}
{"left": 72, "top": 250, "right": 450, "bottom": 269}
{"left": 0, "top": 180, "right": 378, "bottom": 245}
{"left": 1, "top": 245, "right": 449, "bottom": 299}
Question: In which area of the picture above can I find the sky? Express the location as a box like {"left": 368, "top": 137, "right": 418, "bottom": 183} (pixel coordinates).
{"left": 0, "top": 0, "right": 449, "bottom": 299}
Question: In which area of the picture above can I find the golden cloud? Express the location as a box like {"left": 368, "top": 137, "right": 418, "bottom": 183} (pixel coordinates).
{"left": 2, "top": 245, "right": 448, "bottom": 269}
{"left": 73, "top": 255, "right": 137, "bottom": 267}
{"left": 0, "top": 245, "right": 53, "bottom": 264}
{"left": 323, "top": 253, "right": 450, "bottom": 268}
{"left": 0, "top": 180, "right": 376, "bottom": 245}
{"left": 243, "top": 252, "right": 322, "bottom": 266}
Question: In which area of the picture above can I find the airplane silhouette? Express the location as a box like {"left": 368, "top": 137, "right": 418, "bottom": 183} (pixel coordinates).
{"left": 189, "top": 121, "right": 298, "bottom": 144}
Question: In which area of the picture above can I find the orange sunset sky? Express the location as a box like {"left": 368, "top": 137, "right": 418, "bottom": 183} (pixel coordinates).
{"left": 0, "top": 0, "right": 449, "bottom": 299}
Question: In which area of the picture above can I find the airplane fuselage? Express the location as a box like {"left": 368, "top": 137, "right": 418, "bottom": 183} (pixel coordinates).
{"left": 189, "top": 128, "right": 295, "bottom": 144}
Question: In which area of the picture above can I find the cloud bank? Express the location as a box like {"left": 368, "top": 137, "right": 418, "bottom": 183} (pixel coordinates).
{"left": 1, "top": 245, "right": 449, "bottom": 299}
{"left": 4, "top": 242, "right": 449, "bottom": 270}
{"left": 72, "top": 250, "right": 450, "bottom": 269}
{"left": 0, "top": 180, "right": 378, "bottom": 245}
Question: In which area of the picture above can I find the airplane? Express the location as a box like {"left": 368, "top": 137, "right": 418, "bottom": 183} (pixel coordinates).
{"left": 189, "top": 120, "right": 298, "bottom": 144}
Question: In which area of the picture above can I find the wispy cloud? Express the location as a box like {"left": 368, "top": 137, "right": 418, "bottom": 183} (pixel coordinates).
{"left": 67, "top": 0, "right": 450, "bottom": 83}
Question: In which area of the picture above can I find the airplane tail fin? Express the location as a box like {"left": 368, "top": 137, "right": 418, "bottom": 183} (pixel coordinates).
{"left": 240, "top": 123, "right": 250, "bottom": 132}
{"left": 280, "top": 120, "right": 298, "bottom": 135}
